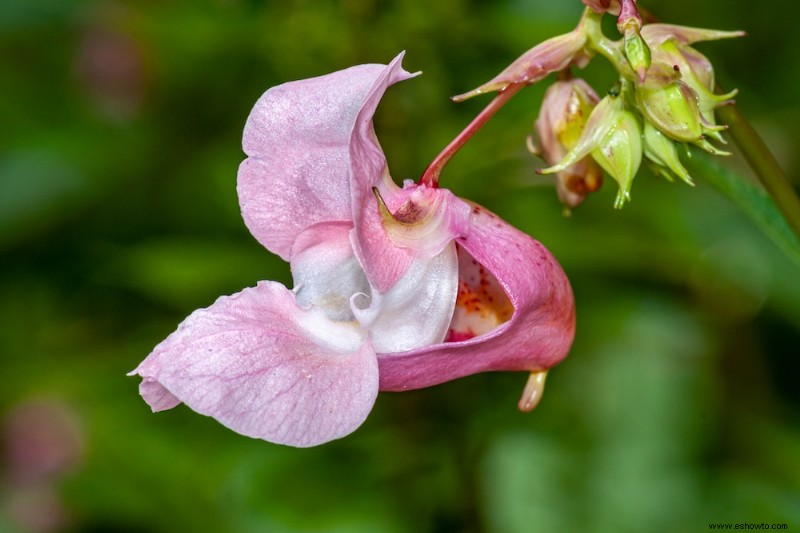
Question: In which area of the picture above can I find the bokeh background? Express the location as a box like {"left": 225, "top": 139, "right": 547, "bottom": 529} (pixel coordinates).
{"left": 2, "top": 0, "right": 799, "bottom": 531}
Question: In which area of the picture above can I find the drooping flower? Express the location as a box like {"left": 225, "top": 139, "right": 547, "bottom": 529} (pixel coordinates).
{"left": 129, "top": 53, "right": 575, "bottom": 447}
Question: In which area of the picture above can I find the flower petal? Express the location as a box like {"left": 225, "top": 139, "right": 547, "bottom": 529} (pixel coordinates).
{"left": 129, "top": 282, "right": 378, "bottom": 447}
{"left": 290, "top": 222, "right": 370, "bottom": 321}
{"left": 238, "top": 56, "right": 415, "bottom": 260}
{"left": 139, "top": 379, "right": 180, "bottom": 411}
{"left": 355, "top": 182, "right": 471, "bottom": 292}
{"left": 348, "top": 56, "right": 434, "bottom": 293}
{"left": 353, "top": 243, "right": 458, "bottom": 353}
{"left": 377, "top": 204, "right": 575, "bottom": 391}
{"left": 291, "top": 211, "right": 460, "bottom": 354}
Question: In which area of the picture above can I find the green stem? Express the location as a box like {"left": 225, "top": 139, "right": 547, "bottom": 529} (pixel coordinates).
{"left": 716, "top": 99, "right": 800, "bottom": 240}
{"left": 582, "top": 8, "right": 636, "bottom": 82}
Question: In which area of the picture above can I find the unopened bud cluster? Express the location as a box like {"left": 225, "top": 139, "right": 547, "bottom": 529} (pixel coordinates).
{"left": 457, "top": 0, "right": 743, "bottom": 210}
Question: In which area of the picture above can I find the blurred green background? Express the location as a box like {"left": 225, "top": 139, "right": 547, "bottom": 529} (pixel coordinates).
{"left": 2, "top": 0, "right": 799, "bottom": 531}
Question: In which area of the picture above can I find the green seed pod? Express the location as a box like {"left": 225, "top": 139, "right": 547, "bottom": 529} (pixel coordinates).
{"left": 635, "top": 64, "right": 704, "bottom": 143}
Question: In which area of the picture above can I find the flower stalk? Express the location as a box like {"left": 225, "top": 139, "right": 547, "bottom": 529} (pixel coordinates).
{"left": 420, "top": 82, "right": 525, "bottom": 186}
{"left": 716, "top": 95, "right": 800, "bottom": 240}
{"left": 583, "top": 8, "right": 632, "bottom": 79}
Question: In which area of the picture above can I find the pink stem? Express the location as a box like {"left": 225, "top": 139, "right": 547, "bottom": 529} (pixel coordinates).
{"left": 420, "top": 82, "right": 526, "bottom": 187}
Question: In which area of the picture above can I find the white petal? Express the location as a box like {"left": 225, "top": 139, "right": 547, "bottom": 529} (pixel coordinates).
{"left": 291, "top": 223, "right": 371, "bottom": 322}
{"left": 354, "top": 243, "right": 458, "bottom": 353}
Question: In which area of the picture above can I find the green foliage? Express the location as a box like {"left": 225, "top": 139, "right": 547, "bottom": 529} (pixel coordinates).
{"left": 686, "top": 152, "right": 800, "bottom": 267}
{"left": 1, "top": 0, "right": 798, "bottom": 531}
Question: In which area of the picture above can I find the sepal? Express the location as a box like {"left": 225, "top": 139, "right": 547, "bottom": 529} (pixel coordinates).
{"left": 640, "top": 24, "right": 745, "bottom": 48}
{"left": 453, "top": 26, "right": 590, "bottom": 102}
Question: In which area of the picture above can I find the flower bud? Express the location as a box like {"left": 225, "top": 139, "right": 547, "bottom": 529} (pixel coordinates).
{"left": 642, "top": 121, "right": 693, "bottom": 185}
{"left": 616, "top": 0, "right": 650, "bottom": 81}
{"left": 635, "top": 63, "right": 705, "bottom": 142}
{"left": 533, "top": 79, "right": 603, "bottom": 209}
{"left": 591, "top": 107, "right": 642, "bottom": 209}
{"left": 650, "top": 39, "right": 737, "bottom": 131}
{"left": 640, "top": 23, "right": 743, "bottom": 151}
{"left": 623, "top": 29, "right": 651, "bottom": 82}
{"left": 539, "top": 92, "right": 642, "bottom": 209}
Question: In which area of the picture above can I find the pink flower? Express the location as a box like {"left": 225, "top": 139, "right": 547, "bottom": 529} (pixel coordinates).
{"left": 129, "top": 53, "right": 575, "bottom": 447}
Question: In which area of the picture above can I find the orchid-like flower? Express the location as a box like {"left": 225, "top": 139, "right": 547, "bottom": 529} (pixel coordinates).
{"left": 130, "top": 53, "right": 575, "bottom": 447}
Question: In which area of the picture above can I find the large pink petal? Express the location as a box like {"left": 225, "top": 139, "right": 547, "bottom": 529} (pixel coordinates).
{"left": 238, "top": 56, "right": 414, "bottom": 260}
{"left": 377, "top": 203, "right": 575, "bottom": 391}
{"left": 129, "top": 282, "right": 378, "bottom": 447}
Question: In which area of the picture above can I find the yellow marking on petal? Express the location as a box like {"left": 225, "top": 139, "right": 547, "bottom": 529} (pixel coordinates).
{"left": 372, "top": 186, "right": 450, "bottom": 252}
{"left": 517, "top": 370, "right": 548, "bottom": 412}
{"left": 373, "top": 186, "right": 402, "bottom": 225}
{"left": 373, "top": 186, "right": 433, "bottom": 226}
